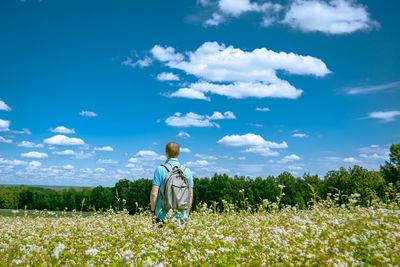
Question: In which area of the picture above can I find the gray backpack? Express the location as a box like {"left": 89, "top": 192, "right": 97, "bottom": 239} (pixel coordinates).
{"left": 161, "top": 164, "right": 191, "bottom": 211}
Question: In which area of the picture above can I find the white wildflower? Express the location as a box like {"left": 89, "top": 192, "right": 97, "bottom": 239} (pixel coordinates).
{"left": 85, "top": 248, "right": 99, "bottom": 256}
{"left": 53, "top": 243, "right": 66, "bottom": 259}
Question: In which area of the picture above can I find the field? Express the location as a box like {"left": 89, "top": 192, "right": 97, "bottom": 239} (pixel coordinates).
{"left": 1, "top": 193, "right": 400, "bottom": 266}
{"left": 0, "top": 209, "right": 94, "bottom": 218}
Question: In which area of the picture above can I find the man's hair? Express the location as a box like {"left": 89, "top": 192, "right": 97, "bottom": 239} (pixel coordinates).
{"left": 166, "top": 142, "right": 180, "bottom": 158}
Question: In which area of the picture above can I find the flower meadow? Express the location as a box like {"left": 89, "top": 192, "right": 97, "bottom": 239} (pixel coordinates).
{"left": 1, "top": 191, "right": 400, "bottom": 266}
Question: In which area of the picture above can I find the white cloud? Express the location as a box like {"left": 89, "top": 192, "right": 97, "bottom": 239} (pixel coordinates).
{"left": 343, "top": 81, "right": 400, "bottom": 95}
{"left": 50, "top": 126, "right": 75, "bottom": 134}
{"left": 79, "top": 111, "right": 98, "bottom": 117}
{"left": 79, "top": 144, "right": 91, "bottom": 150}
{"left": 359, "top": 153, "right": 386, "bottom": 161}
{"left": 218, "top": 0, "right": 272, "bottom": 17}
{"left": 238, "top": 156, "right": 246, "bottom": 160}
{"left": 197, "top": 0, "right": 212, "bottom": 6}
{"left": 12, "top": 128, "right": 31, "bottom": 135}
{"left": 278, "top": 154, "right": 302, "bottom": 163}
{"left": 128, "top": 150, "right": 166, "bottom": 163}
{"left": 195, "top": 153, "right": 218, "bottom": 160}
{"left": 292, "top": 133, "right": 308, "bottom": 138}
{"left": 172, "top": 81, "right": 302, "bottom": 100}
{"left": 43, "top": 135, "right": 85, "bottom": 146}
{"left": 74, "top": 151, "right": 95, "bottom": 159}
{"left": 218, "top": 133, "right": 275, "bottom": 147}
{"left": 0, "top": 136, "right": 12, "bottom": 144}
{"left": 96, "top": 159, "right": 118, "bottom": 164}
{"left": 343, "top": 157, "right": 359, "bottom": 163}
{"left": 243, "top": 147, "right": 280, "bottom": 157}
{"left": 256, "top": 107, "right": 270, "bottom": 112}
{"left": 357, "top": 144, "right": 386, "bottom": 154}
{"left": 0, "top": 119, "right": 10, "bottom": 132}
{"left": 367, "top": 111, "right": 400, "bottom": 122}
{"left": 283, "top": 0, "right": 378, "bottom": 34}
{"left": 122, "top": 56, "right": 153, "bottom": 68}
{"left": 171, "top": 42, "right": 330, "bottom": 79}
{"left": 194, "top": 153, "right": 235, "bottom": 160}
{"left": 52, "top": 150, "right": 76, "bottom": 156}
{"left": 156, "top": 72, "right": 180, "bottom": 81}
{"left": 180, "top": 147, "right": 191, "bottom": 153}
{"left": 151, "top": 45, "right": 184, "bottom": 62}
{"left": 17, "top": 141, "right": 44, "bottom": 148}
{"left": 153, "top": 42, "right": 329, "bottom": 101}
{"left": 0, "top": 99, "right": 11, "bottom": 111}
{"left": 125, "top": 164, "right": 145, "bottom": 173}
{"left": 117, "top": 169, "right": 130, "bottom": 175}
{"left": 210, "top": 111, "right": 236, "bottom": 120}
{"left": 135, "top": 150, "right": 162, "bottom": 158}
{"left": 95, "top": 167, "right": 106, "bottom": 173}
{"left": 63, "top": 164, "right": 74, "bottom": 170}
{"left": 262, "top": 17, "right": 275, "bottom": 27}
{"left": 357, "top": 144, "right": 389, "bottom": 161}
{"left": 170, "top": 88, "right": 211, "bottom": 101}
{"left": 249, "top": 123, "right": 263, "bottom": 128}
{"left": 166, "top": 111, "right": 235, "bottom": 128}
{"left": 28, "top": 161, "right": 42, "bottom": 169}
{"left": 125, "top": 163, "right": 138, "bottom": 168}
{"left": 202, "top": 0, "right": 282, "bottom": 26}
{"left": 204, "top": 12, "right": 226, "bottom": 26}
{"left": 218, "top": 133, "right": 287, "bottom": 157}
{"left": 94, "top": 146, "right": 114, "bottom": 152}
{"left": 186, "top": 160, "right": 212, "bottom": 167}
{"left": 288, "top": 165, "right": 303, "bottom": 171}
{"left": 0, "top": 157, "right": 27, "bottom": 166}
{"left": 21, "top": 151, "right": 48, "bottom": 159}
{"left": 177, "top": 131, "right": 191, "bottom": 139}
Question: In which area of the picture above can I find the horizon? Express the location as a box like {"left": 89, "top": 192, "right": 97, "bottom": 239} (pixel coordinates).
{"left": 0, "top": 0, "right": 399, "bottom": 187}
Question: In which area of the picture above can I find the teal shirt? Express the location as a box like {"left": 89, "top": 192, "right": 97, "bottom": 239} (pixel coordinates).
{"left": 152, "top": 158, "right": 194, "bottom": 220}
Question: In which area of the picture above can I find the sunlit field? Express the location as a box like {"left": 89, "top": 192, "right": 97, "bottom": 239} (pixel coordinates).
{"left": 1, "top": 191, "right": 400, "bottom": 266}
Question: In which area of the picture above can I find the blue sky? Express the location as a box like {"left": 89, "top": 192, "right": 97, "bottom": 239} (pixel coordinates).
{"left": 0, "top": 0, "right": 399, "bottom": 186}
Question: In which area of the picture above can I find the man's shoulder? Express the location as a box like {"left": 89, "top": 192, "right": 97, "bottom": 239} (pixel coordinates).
{"left": 155, "top": 164, "right": 168, "bottom": 173}
{"left": 182, "top": 165, "right": 192, "bottom": 176}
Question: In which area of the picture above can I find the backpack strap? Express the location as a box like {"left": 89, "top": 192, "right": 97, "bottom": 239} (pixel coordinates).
{"left": 179, "top": 165, "right": 186, "bottom": 173}
{"left": 161, "top": 163, "right": 172, "bottom": 173}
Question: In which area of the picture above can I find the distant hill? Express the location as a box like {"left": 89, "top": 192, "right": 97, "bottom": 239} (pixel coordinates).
{"left": 0, "top": 184, "right": 94, "bottom": 190}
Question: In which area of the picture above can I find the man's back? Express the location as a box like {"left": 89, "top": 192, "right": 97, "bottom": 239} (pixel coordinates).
{"left": 152, "top": 157, "right": 194, "bottom": 220}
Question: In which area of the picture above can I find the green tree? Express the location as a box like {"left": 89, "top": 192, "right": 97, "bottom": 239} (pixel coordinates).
{"left": 381, "top": 143, "right": 400, "bottom": 189}
{"left": 90, "top": 186, "right": 114, "bottom": 211}
{"left": 276, "top": 172, "right": 297, "bottom": 206}
{"left": 324, "top": 165, "right": 386, "bottom": 205}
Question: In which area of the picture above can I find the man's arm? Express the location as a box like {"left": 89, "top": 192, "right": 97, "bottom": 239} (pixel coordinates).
{"left": 150, "top": 185, "right": 159, "bottom": 217}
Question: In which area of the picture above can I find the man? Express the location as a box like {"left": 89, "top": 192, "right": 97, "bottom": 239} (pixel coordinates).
{"left": 150, "top": 141, "right": 194, "bottom": 224}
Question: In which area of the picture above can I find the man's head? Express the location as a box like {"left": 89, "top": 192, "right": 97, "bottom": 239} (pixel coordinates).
{"left": 165, "top": 142, "right": 180, "bottom": 158}
{"left": 165, "top": 142, "right": 181, "bottom": 158}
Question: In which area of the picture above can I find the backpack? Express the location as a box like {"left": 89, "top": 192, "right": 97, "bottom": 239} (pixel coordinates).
{"left": 161, "top": 164, "right": 191, "bottom": 212}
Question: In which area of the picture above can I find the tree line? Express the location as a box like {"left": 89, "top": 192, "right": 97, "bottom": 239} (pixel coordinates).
{"left": 1, "top": 144, "right": 399, "bottom": 213}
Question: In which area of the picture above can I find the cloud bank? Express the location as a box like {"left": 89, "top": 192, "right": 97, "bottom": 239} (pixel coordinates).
{"left": 151, "top": 42, "right": 330, "bottom": 101}
{"left": 200, "top": 0, "right": 378, "bottom": 35}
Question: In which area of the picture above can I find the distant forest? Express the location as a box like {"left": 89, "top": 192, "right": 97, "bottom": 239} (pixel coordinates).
{"left": 1, "top": 144, "right": 399, "bottom": 213}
